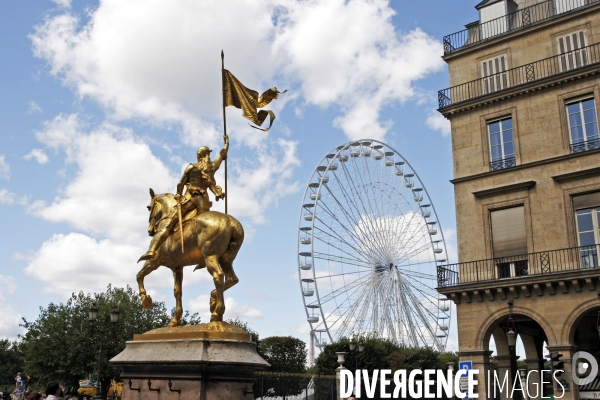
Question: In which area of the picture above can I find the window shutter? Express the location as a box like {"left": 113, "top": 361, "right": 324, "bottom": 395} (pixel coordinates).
{"left": 491, "top": 206, "right": 527, "bottom": 258}
{"left": 573, "top": 192, "right": 600, "bottom": 210}
{"left": 482, "top": 55, "right": 508, "bottom": 94}
{"left": 558, "top": 30, "right": 587, "bottom": 71}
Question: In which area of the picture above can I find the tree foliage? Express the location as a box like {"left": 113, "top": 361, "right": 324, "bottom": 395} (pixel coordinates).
{"left": 258, "top": 336, "right": 307, "bottom": 373}
{"left": 0, "top": 339, "right": 23, "bottom": 391}
{"left": 315, "top": 336, "right": 458, "bottom": 375}
{"left": 20, "top": 285, "right": 173, "bottom": 395}
{"left": 226, "top": 318, "right": 259, "bottom": 343}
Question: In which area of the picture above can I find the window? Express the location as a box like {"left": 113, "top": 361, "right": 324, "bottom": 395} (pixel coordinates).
{"left": 482, "top": 55, "right": 508, "bottom": 94}
{"left": 491, "top": 206, "right": 528, "bottom": 278}
{"left": 488, "top": 117, "right": 516, "bottom": 170}
{"left": 567, "top": 98, "right": 599, "bottom": 152}
{"left": 573, "top": 192, "right": 600, "bottom": 268}
{"left": 557, "top": 30, "right": 588, "bottom": 72}
{"left": 554, "top": 0, "right": 589, "bottom": 15}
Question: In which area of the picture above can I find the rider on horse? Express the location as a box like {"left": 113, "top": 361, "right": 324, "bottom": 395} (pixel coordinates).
{"left": 138, "top": 134, "right": 229, "bottom": 262}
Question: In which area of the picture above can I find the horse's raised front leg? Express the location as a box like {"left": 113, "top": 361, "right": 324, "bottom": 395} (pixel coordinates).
{"left": 205, "top": 255, "right": 225, "bottom": 322}
{"left": 168, "top": 268, "right": 184, "bottom": 327}
{"left": 136, "top": 260, "right": 160, "bottom": 309}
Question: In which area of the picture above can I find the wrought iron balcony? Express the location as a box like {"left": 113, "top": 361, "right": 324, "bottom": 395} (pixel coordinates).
{"left": 438, "top": 42, "right": 600, "bottom": 109}
{"left": 571, "top": 137, "right": 600, "bottom": 153}
{"left": 490, "top": 156, "right": 516, "bottom": 171}
{"left": 437, "top": 244, "right": 600, "bottom": 288}
{"left": 443, "top": 0, "right": 600, "bottom": 55}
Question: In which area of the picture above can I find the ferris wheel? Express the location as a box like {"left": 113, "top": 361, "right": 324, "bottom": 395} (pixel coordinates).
{"left": 297, "top": 140, "right": 451, "bottom": 351}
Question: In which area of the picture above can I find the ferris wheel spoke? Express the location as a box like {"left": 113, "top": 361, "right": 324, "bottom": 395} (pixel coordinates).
{"left": 324, "top": 280, "right": 371, "bottom": 338}
{"left": 318, "top": 183, "right": 377, "bottom": 251}
{"left": 312, "top": 251, "right": 371, "bottom": 269}
{"left": 401, "top": 278, "right": 441, "bottom": 348}
{"left": 335, "top": 287, "right": 368, "bottom": 338}
{"left": 312, "top": 235, "right": 372, "bottom": 267}
{"left": 312, "top": 210, "right": 376, "bottom": 263}
{"left": 338, "top": 160, "right": 389, "bottom": 259}
{"left": 315, "top": 272, "right": 370, "bottom": 305}
{"left": 397, "top": 281, "right": 420, "bottom": 346}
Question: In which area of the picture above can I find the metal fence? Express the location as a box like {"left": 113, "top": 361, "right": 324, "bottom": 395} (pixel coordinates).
{"left": 252, "top": 372, "right": 336, "bottom": 400}
{"left": 437, "top": 244, "right": 600, "bottom": 287}
{"left": 438, "top": 42, "right": 600, "bottom": 109}
{"left": 251, "top": 372, "right": 455, "bottom": 400}
{"left": 443, "top": 0, "right": 600, "bottom": 55}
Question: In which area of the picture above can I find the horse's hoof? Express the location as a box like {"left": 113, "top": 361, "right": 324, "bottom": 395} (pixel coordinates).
{"left": 137, "top": 251, "right": 155, "bottom": 263}
{"left": 210, "top": 315, "right": 223, "bottom": 322}
{"left": 168, "top": 320, "right": 180, "bottom": 327}
{"left": 141, "top": 295, "right": 153, "bottom": 310}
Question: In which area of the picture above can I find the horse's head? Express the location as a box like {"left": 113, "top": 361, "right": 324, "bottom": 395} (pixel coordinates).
{"left": 146, "top": 188, "right": 177, "bottom": 236}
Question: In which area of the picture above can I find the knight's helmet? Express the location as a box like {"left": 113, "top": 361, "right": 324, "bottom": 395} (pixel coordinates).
{"left": 196, "top": 146, "right": 212, "bottom": 159}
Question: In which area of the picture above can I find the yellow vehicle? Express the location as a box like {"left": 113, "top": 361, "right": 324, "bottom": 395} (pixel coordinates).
{"left": 77, "top": 381, "right": 122, "bottom": 398}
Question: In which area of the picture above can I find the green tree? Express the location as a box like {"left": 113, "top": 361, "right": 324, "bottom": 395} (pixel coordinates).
{"left": 20, "top": 285, "right": 171, "bottom": 397}
{"left": 258, "top": 336, "right": 307, "bottom": 373}
{"left": 226, "top": 318, "right": 259, "bottom": 343}
{"left": 0, "top": 339, "right": 24, "bottom": 391}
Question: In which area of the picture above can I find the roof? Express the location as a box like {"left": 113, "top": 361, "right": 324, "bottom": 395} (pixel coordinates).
{"left": 475, "top": 0, "right": 504, "bottom": 9}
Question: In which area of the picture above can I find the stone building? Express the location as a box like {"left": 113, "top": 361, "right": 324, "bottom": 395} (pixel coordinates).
{"left": 437, "top": 0, "right": 600, "bottom": 398}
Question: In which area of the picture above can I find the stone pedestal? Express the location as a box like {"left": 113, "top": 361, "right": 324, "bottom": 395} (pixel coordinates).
{"left": 110, "top": 322, "right": 269, "bottom": 400}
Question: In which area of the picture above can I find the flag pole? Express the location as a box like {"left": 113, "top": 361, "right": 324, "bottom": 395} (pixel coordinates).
{"left": 221, "top": 50, "right": 228, "bottom": 215}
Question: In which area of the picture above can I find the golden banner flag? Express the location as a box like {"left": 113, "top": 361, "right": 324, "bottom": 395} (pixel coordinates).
{"left": 222, "top": 69, "right": 285, "bottom": 131}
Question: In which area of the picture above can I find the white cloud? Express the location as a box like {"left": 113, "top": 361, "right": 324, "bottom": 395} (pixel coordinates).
{"left": 426, "top": 109, "right": 451, "bottom": 137}
{"left": 0, "top": 189, "right": 17, "bottom": 205}
{"left": 0, "top": 155, "right": 9, "bottom": 180}
{"left": 24, "top": 149, "right": 49, "bottom": 164}
{"left": 29, "top": 0, "right": 444, "bottom": 142}
{"left": 52, "top": 0, "right": 71, "bottom": 8}
{"left": 228, "top": 138, "right": 300, "bottom": 224}
{"left": 27, "top": 100, "right": 43, "bottom": 114}
{"left": 188, "top": 295, "right": 264, "bottom": 321}
{"left": 25, "top": 113, "right": 298, "bottom": 295}
{"left": 0, "top": 275, "right": 23, "bottom": 338}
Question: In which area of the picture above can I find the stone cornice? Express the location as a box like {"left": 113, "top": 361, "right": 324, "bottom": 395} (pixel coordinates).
{"left": 451, "top": 148, "right": 600, "bottom": 184}
{"left": 552, "top": 167, "right": 600, "bottom": 183}
{"left": 472, "top": 181, "right": 536, "bottom": 198}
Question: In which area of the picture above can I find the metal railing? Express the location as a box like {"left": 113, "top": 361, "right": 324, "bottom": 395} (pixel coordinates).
{"left": 252, "top": 372, "right": 337, "bottom": 400}
{"left": 437, "top": 244, "right": 600, "bottom": 287}
{"left": 571, "top": 137, "right": 600, "bottom": 153}
{"left": 490, "top": 156, "right": 517, "bottom": 171}
{"left": 438, "top": 42, "right": 600, "bottom": 109}
{"left": 443, "top": 0, "right": 600, "bottom": 55}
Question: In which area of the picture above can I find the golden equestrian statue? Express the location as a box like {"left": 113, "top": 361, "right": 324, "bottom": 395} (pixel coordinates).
{"left": 135, "top": 133, "right": 244, "bottom": 327}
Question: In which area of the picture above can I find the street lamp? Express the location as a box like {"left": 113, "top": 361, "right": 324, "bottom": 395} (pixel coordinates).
{"left": 506, "top": 300, "right": 517, "bottom": 351}
{"left": 89, "top": 303, "right": 119, "bottom": 400}
{"left": 348, "top": 338, "right": 365, "bottom": 371}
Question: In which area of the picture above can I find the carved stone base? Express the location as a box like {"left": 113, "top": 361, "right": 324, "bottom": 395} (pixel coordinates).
{"left": 110, "top": 322, "right": 269, "bottom": 400}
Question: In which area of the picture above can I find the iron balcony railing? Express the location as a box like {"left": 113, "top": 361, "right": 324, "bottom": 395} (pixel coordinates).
{"left": 490, "top": 156, "right": 516, "bottom": 171}
{"left": 571, "top": 137, "right": 600, "bottom": 153}
{"left": 443, "top": 0, "right": 600, "bottom": 55}
{"left": 438, "top": 42, "right": 600, "bottom": 109}
{"left": 437, "top": 244, "right": 600, "bottom": 288}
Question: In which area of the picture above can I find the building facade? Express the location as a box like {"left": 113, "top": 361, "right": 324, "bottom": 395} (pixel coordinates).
{"left": 437, "top": 0, "right": 600, "bottom": 398}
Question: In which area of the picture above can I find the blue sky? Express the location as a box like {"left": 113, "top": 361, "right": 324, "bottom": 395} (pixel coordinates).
{"left": 0, "top": 0, "right": 481, "bottom": 352}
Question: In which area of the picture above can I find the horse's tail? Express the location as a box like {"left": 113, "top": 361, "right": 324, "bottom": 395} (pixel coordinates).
{"left": 227, "top": 215, "right": 244, "bottom": 253}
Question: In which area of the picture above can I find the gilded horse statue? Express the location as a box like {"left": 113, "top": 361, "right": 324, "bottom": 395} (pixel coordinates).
{"left": 136, "top": 189, "right": 244, "bottom": 327}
